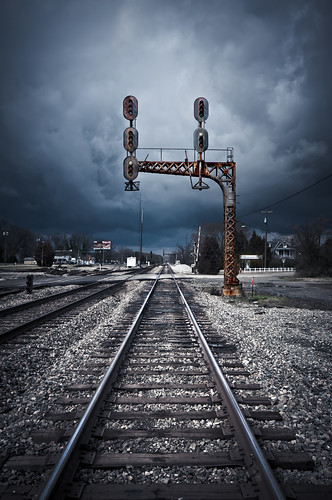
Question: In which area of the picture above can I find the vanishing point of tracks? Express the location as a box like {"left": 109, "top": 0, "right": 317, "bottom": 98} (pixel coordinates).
{"left": 1, "top": 266, "right": 331, "bottom": 499}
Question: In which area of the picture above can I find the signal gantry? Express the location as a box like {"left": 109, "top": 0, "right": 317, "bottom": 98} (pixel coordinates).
{"left": 122, "top": 96, "right": 242, "bottom": 296}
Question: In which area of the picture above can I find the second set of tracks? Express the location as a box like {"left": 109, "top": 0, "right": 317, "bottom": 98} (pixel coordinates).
{"left": 0, "top": 267, "right": 149, "bottom": 343}
{"left": 1, "top": 266, "right": 331, "bottom": 499}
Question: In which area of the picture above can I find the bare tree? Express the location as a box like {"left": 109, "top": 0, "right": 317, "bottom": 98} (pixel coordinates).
{"left": 294, "top": 217, "right": 329, "bottom": 276}
{"left": 1, "top": 221, "right": 35, "bottom": 263}
{"left": 51, "top": 233, "right": 70, "bottom": 251}
{"left": 177, "top": 236, "right": 193, "bottom": 266}
{"left": 69, "top": 233, "right": 93, "bottom": 259}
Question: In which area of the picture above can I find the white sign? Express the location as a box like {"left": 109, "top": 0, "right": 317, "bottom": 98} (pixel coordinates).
{"left": 239, "top": 255, "right": 261, "bottom": 260}
{"left": 127, "top": 256, "right": 136, "bottom": 267}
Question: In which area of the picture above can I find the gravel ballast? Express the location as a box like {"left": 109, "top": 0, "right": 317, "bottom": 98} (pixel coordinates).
{"left": 0, "top": 272, "right": 331, "bottom": 491}
{"left": 188, "top": 279, "right": 332, "bottom": 485}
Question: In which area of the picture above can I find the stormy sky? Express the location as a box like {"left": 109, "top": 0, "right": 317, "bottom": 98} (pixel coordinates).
{"left": 1, "top": 0, "right": 331, "bottom": 254}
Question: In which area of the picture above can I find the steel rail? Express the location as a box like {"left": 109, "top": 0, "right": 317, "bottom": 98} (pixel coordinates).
{"left": 38, "top": 268, "right": 162, "bottom": 500}
{"left": 171, "top": 270, "right": 286, "bottom": 500}
{"left": 0, "top": 266, "right": 149, "bottom": 317}
{"left": 0, "top": 264, "right": 153, "bottom": 299}
{"left": 0, "top": 265, "right": 153, "bottom": 343}
{"left": 0, "top": 282, "right": 99, "bottom": 317}
{"left": 0, "top": 282, "right": 124, "bottom": 344}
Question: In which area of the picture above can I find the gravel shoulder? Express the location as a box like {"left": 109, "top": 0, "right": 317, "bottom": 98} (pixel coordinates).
{"left": 187, "top": 278, "right": 332, "bottom": 484}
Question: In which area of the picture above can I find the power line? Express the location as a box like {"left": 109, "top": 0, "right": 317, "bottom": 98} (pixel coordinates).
{"left": 238, "top": 173, "right": 332, "bottom": 218}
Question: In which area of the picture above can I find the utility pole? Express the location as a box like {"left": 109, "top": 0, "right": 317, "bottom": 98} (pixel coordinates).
{"left": 261, "top": 210, "right": 272, "bottom": 269}
{"left": 2, "top": 230, "right": 9, "bottom": 265}
{"left": 192, "top": 226, "right": 201, "bottom": 273}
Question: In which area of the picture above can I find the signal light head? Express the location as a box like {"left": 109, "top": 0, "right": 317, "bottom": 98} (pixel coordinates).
{"left": 194, "top": 97, "right": 209, "bottom": 122}
{"left": 123, "top": 126, "right": 138, "bottom": 152}
{"left": 199, "top": 102, "right": 204, "bottom": 118}
{"left": 123, "top": 156, "right": 139, "bottom": 181}
{"left": 128, "top": 99, "right": 133, "bottom": 115}
{"left": 193, "top": 127, "right": 209, "bottom": 153}
{"left": 123, "top": 95, "right": 138, "bottom": 121}
{"left": 128, "top": 130, "right": 134, "bottom": 147}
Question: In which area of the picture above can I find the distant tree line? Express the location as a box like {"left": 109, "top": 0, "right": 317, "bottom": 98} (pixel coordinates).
{"left": 0, "top": 220, "right": 163, "bottom": 267}
{"left": 174, "top": 218, "right": 332, "bottom": 277}
{"left": 1, "top": 217, "right": 331, "bottom": 276}
{"left": 112, "top": 248, "right": 163, "bottom": 266}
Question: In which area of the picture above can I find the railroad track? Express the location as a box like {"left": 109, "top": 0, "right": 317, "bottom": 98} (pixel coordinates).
{"left": 0, "top": 265, "right": 150, "bottom": 299}
{"left": 0, "top": 266, "right": 153, "bottom": 344}
{"left": 1, "top": 266, "right": 331, "bottom": 499}
{"left": 0, "top": 281, "right": 126, "bottom": 344}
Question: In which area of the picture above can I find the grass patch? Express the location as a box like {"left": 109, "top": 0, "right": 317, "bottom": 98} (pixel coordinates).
{"left": 245, "top": 293, "right": 286, "bottom": 307}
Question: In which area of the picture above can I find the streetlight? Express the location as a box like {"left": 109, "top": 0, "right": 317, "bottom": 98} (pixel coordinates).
{"left": 241, "top": 225, "right": 246, "bottom": 253}
{"left": 2, "top": 231, "right": 9, "bottom": 265}
{"left": 261, "top": 210, "right": 272, "bottom": 269}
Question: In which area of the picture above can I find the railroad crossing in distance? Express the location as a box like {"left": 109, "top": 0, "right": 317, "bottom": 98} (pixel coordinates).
{"left": 122, "top": 96, "right": 242, "bottom": 297}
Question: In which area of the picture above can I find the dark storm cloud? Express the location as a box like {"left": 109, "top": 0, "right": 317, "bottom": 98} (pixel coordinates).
{"left": 0, "top": 0, "right": 331, "bottom": 253}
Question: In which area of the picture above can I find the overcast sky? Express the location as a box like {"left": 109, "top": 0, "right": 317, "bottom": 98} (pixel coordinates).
{"left": 1, "top": 0, "right": 331, "bottom": 254}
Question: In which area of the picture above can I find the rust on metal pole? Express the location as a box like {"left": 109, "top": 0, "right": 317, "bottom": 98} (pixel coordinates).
{"left": 223, "top": 180, "right": 241, "bottom": 296}
{"left": 137, "top": 158, "right": 242, "bottom": 296}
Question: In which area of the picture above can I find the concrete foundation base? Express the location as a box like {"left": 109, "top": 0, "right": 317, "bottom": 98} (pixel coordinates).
{"left": 223, "top": 283, "right": 243, "bottom": 297}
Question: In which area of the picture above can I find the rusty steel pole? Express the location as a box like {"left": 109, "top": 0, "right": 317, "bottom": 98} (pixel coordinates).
{"left": 136, "top": 158, "right": 242, "bottom": 296}
{"left": 223, "top": 181, "right": 241, "bottom": 295}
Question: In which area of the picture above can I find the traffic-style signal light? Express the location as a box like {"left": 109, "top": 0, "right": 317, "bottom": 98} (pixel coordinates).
{"left": 123, "top": 156, "right": 139, "bottom": 181}
{"left": 194, "top": 97, "right": 209, "bottom": 122}
{"left": 123, "top": 95, "right": 138, "bottom": 121}
{"left": 193, "top": 127, "right": 208, "bottom": 153}
{"left": 123, "top": 126, "right": 138, "bottom": 152}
